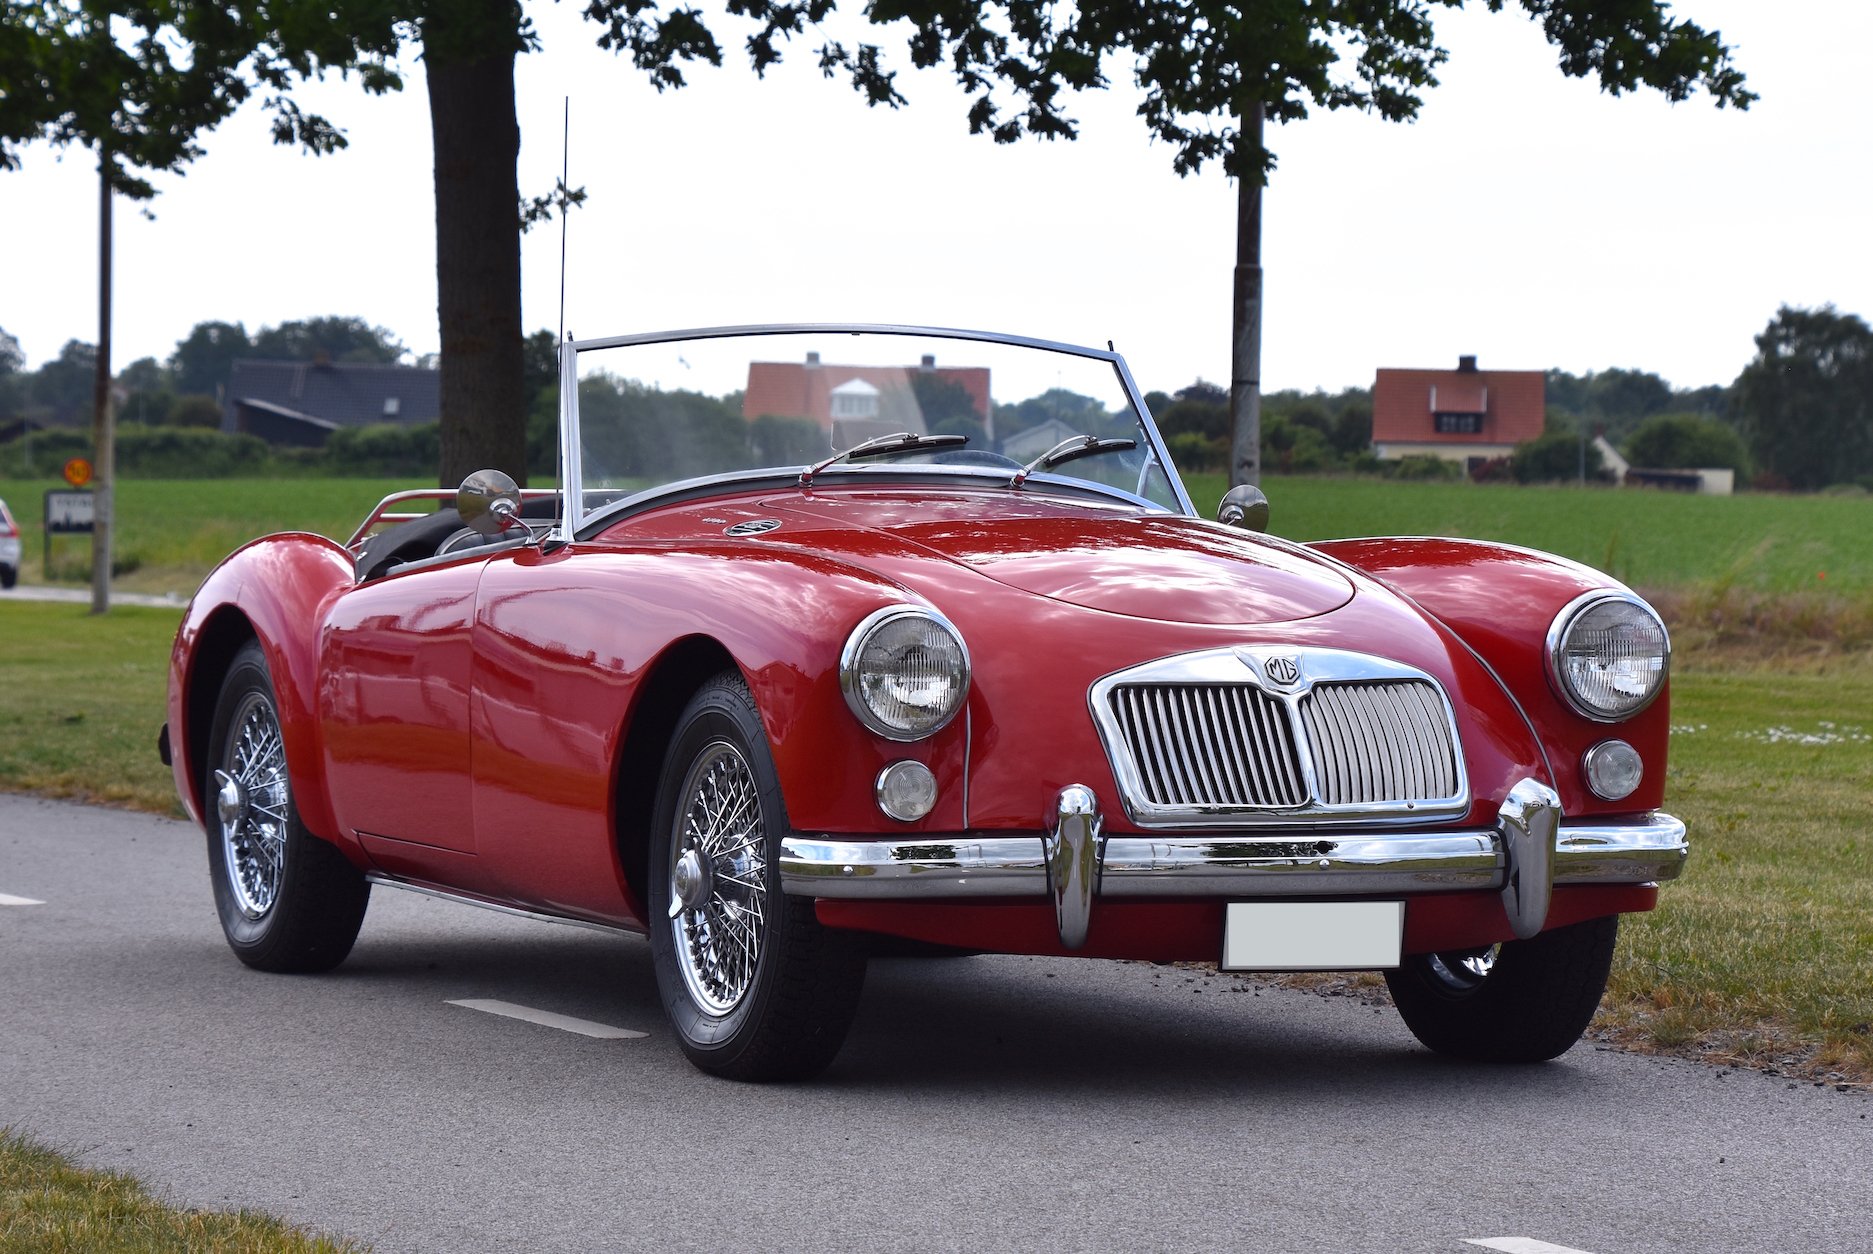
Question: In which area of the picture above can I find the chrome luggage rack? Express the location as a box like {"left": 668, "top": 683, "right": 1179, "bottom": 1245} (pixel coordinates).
{"left": 345, "top": 488, "right": 561, "bottom": 551}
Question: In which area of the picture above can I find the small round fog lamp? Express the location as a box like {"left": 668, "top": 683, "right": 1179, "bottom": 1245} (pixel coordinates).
{"left": 1583, "top": 739, "right": 1644, "bottom": 801}
{"left": 875, "top": 760, "right": 938, "bottom": 822}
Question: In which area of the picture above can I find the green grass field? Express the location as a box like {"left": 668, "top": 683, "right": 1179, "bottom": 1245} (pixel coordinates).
{"left": 1182, "top": 472, "right": 1871, "bottom": 593}
{"left": 0, "top": 477, "right": 435, "bottom": 596}
{"left": 3, "top": 472, "right": 1868, "bottom": 599}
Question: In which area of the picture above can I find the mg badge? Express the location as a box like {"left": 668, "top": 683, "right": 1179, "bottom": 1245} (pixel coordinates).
{"left": 1263, "top": 655, "right": 1301, "bottom": 686}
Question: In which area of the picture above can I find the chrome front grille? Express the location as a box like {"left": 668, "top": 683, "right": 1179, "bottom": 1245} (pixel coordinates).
{"left": 1109, "top": 684, "right": 1307, "bottom": 808}
{"left": 1298, "top": 680, "right": 1460, "bottom": 805}
{"left": 1090, "top": 646, "right": 1471, "bottom": 828}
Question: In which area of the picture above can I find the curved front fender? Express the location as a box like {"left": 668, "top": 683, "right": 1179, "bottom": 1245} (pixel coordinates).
{"left": 168, "top": 534, "right": 356, "bottom": 846}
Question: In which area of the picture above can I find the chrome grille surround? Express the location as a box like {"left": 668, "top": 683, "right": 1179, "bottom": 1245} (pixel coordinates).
{"left": 1089, "top": 646, "right": 1470, "bottom": 829}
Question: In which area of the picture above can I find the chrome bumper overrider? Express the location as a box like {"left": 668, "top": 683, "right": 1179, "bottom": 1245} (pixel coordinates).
{"left": 781, "top": 793, "right": 1687, "bottom": 947}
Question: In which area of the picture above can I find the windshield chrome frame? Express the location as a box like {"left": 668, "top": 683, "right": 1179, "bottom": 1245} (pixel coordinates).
{"left": 550, "top": 322, "right": 1195, "bottom": 540}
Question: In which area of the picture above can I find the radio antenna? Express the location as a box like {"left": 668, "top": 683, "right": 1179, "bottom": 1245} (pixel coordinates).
{"left": 557, "top": 96, "right": 571, "bottom": 345}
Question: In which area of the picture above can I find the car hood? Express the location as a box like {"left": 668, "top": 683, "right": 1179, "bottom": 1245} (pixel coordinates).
{"left": 769, "top": 494, "right": 1354, "bottom": 626}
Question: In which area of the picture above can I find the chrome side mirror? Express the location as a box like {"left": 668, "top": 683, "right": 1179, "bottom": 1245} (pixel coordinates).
{"left": 458, "top": 469, "right": 523, "bottom": 536}
{"left": 1217, "top": 484, "right": 1270, "bottom": 532}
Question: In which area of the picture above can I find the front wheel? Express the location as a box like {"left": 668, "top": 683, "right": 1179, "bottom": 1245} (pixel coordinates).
{"left": 204, "top": 640, "right": 370, "bottom": 972}
{"left": 1385, "top": 914, "right": 1618, "bottom": 1063}
{"left": 648, "top": 673, "right": 868, "bottom": 1081}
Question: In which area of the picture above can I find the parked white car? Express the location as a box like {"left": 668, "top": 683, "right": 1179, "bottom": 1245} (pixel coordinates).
{"left": 0, "top": 498, "right": 20, "bottom": 588}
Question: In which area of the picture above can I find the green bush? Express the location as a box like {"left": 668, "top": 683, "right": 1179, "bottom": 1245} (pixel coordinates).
{"left": 1512, "top": 429, "right": 1606, "bottom": 483}
{"left": 1385, "top": 453, "right": 1463, "bottom": 481}
{"left": 1623, "top": 412, "right": 1752, "bottom": 478}
{"left": 1, "top": 425, "right": 272, "bottom": 478}
{"left": 325, "top": 421, "right": 440, "bottom": 478}
{"left": 750, "top": 413, "right": 830, "bottom": 465}
{"left": 169, "top": 394, "right": 223, "bottom": 428}
{"left": 1167, "top": 431, "right": 1226, "bottom": 473}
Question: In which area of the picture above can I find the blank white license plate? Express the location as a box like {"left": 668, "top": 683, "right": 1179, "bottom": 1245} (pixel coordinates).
{"left": 1221, "top": 901, "right": 1404, "bottom": 971}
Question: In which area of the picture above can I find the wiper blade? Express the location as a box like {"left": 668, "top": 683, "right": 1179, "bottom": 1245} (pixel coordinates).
{"left": 799, "top": 431, "right": 968, "bottom": 486}
{"left": 1011, "top": 435, "right": 1137, "bottom": 488}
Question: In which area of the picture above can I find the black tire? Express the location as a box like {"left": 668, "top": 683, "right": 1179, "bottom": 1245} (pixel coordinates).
{"left": 648, "top": 672, "right": 868, "bottom": 1081}
{"left": 204, "top": 640, "right": 370, "bottom": 973}
{"left": 0, "top": 564, "right": 16, "bottom": 590}
{"left": 1385, "top": 914, "right": 1619, "bottom": 1063}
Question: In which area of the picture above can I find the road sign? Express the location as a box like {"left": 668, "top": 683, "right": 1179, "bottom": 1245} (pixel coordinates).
{"left": 63, "top": 458, "right": 93, "bottom": 488}
{"left": 45, "top": 490, "right": 95, "bottom": 533}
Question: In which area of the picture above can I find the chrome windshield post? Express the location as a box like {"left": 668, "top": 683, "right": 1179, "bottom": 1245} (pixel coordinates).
{"left": 1044, "top": 785, "right": 1106, "bottom": 950}
{"left": 1499, "top": 778, "right": 1560, "bottom": 940}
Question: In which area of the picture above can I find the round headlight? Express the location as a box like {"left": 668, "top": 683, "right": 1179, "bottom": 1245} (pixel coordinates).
{"left": 1582, "top": 739, "right": 1644, "bottom": 801}
{"left": 1546, "top": 592, "right": 1670, "bottom": 721}
{"left": 840, "top": 606, "right": 971, "bottom": 741}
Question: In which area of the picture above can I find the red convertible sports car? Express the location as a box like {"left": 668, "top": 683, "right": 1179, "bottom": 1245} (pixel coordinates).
{"left": 163, "top": 325, "right": 1686, "bottom": 1080}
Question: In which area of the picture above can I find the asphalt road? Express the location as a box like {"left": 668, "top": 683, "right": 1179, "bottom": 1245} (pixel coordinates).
{"left": 3, "top": 792, "right": 1867, "bottom": 1254}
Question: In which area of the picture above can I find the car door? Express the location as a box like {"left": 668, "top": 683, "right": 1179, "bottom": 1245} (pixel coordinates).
{"left": 468, "top": 544, "right": 643, "bottom": 927}
{"left": 320, "top": 556, "right": 485, "bottom": 884}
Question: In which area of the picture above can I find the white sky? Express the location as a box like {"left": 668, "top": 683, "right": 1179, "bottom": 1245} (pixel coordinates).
{"left": 1, "top": 1, "right": 1866, "bottom": 396}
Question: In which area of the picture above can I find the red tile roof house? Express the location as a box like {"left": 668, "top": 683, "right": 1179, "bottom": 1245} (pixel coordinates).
{"left": 743, "top": 352, "right": 990, "bottom": 450}
{"left": 1371, "top": 356, "right": 1545, "bottom": 470}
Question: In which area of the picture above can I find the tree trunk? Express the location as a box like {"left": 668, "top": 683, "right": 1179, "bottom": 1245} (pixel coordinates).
{"left": 90, "top": 160, "right": 113, "bottom": 615}
{"left": 1229, "top": 102, "right": 1265, "bottom": 489}
{"left": 426, "top": 33, "right": 526, "bottom": 488}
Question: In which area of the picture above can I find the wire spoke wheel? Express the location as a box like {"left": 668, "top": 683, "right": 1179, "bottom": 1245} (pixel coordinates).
{"left": 668, "top": 740, "right": 768, "bottom": 1015}
{"left": 217, "top": 691, "right": 290, "bottom": 920}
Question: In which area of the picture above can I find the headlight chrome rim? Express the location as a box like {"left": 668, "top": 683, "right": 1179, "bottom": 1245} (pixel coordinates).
{"left": 1544, "top": 590, "right": 1671, "bottom": 723}
{"left": 839, "top": 604, "right": 972, "bottom": 742}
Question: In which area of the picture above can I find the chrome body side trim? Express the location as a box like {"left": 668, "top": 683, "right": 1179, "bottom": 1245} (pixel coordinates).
{"left": 1498, "top": 778, "right": 1560, "bottom": 940}
{"left": 779, "top": 812, "right": 1687, "bottom": 901}
{"left": 365, "top": 874, "right": 637, "bottom": 936}
{"left": 1088, "top": 645, "right": 1471, "bottom": 829}
{"left": 1043, "top": 786, "right": 1105, "bottom": 949}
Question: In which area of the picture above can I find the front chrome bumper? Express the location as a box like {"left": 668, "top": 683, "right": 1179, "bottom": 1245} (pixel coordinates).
{"left": 780, "top": 812, "right": 1687, "bottom": 902}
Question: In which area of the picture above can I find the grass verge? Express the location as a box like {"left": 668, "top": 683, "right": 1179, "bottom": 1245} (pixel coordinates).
{"left": 0, "top": 1129, "right": 363, "bottom": 1253}
{"left": 0, "top": 602, "right": 185, "bottom": 816}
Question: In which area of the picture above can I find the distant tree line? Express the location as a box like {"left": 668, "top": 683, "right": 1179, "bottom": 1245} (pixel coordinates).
{"left": 6, "top": 305, "right": 1867, "bottom": 491}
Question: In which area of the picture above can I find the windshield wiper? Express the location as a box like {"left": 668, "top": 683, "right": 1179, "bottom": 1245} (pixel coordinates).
{"left": 799, "top": 431, "right": 969, "bottom": 487}
{"left": 1011, "top": 435, "right": 1137, "bottom": 489}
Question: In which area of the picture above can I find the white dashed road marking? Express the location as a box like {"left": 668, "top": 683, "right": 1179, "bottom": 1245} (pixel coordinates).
{"left": 1, "top": 893, "right": 45, "bottom": 906}
{"left": 1465, "top": 1239, "right": 1597, "bottom": 1254}
{"left": 447, "top": 998, "right": 647, "bottom": 1039}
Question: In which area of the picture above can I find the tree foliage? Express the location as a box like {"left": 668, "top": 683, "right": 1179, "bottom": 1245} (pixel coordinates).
{"left": 251, "top": 316, "right": 405, "bottom": 364}
{"left": 1734, "top": 305, "right": 1873, "bottom": 491}
{"left": 1623, "top": 412, "right": 1750, "bottom": 478}
{"left": 0, "top": 1, "right": 401, "bottom": 196}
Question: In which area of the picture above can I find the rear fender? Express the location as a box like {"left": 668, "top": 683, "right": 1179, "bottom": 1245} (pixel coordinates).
{"left": 169, "top": 534, "right": 356, "bottom": 849}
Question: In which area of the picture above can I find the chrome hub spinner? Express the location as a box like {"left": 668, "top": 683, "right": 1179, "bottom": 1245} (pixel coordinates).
{"left": 215, "top": 770, "right": 247, "bottom": 829}
{"left": 670, "top": 847, "right": 713, "bottom": 917}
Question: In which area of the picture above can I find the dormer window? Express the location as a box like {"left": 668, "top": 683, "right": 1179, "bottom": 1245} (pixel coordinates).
{"left": 829, "top": 378, "right": 881, "bottom": 420}
{"left": 383, "top": 397, "right": 401, "bottom": 417}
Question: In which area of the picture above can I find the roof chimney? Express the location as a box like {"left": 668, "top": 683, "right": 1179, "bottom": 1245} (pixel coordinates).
{"left": 1457, "top": 355, "right": 1477, "bottom": 373}
{"left": 805, "top": 351, "right": 820, "bottom": 367}
{"left": 920, "top": 354, "right": 936, "bottom": 372}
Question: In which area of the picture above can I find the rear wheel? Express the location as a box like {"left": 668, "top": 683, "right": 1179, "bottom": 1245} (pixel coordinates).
{"left": 1385, "top": 914, "right": 1618, "bottom": 1063}
{"left": 648, "top": 673, "right": 868, "bottom": 1081}
{"left": 0, "top": 564, "right": 15, "bottom": 590}
{"left": 205, "top": 641, "right": 370, "bottom": 972}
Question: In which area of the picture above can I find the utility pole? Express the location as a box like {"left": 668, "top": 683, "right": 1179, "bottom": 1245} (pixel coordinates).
{"left": 90, "top": 159, "right": 113, "bottom": 615}
{"left": 1228, "top": 101, "right": 1264, "bottom": 489}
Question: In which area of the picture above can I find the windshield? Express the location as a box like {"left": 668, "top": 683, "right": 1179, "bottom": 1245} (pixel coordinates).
{"left": 566, "top": 330, "right": 1185, "bottom": 526}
